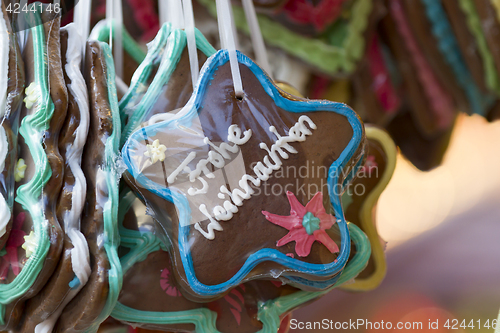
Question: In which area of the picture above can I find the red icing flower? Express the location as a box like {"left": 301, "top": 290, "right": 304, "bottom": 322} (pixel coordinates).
{"left": 160, "top": 267, "right": 182, "bottom": 297}
{"left": 262, "top": 191, "right": 338, "bottom": 257}
{"left": 361, "top": 155, "right": 378, "bottom": 176}
{"left": 0, "top": 212, "right": 27, "bottom": 280}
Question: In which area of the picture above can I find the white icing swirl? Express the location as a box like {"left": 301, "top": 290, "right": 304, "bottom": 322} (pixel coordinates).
{"left": 0, "top": 13, "right": 9, "bottom": 118}
{"left": 34, "top": 23, "right": 91, "bottom": 333}
{"left": 0, "top": 115, "right": 8, "bottom": 239}
{"left": 0, "top": 10, "right": 10, "bottom": 239}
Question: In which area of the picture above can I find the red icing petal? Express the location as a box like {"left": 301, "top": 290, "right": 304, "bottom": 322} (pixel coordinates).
{"left": 276, "top": 228, "right": 308, "bottom": 248}
{"left": 304, "top": 192, "right": 325, "bottom": 215}
{"left": 314, "top": 230, "right": 339, "bottom": 253}
{"left": 294, "top": 234, "right": 316, "bottom": 257}
{"left": 262, "top": 211, "right": 301, "bottom": 230}
{"left": 231, "top": 288, "right": 244, "bottom": 303}
{"left": 224, "top": 293, "right": 243, "bottom": 312}
{"left": 230, "top": 308, "right": 242, "bottom": 326}
{"left": 316, "top": 211, "right": 336, "bottom": 229}
{"left": 286, "top": 191, "right": 306, "bottom": 218}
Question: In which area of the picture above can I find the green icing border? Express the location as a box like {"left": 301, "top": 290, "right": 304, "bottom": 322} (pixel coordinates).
{"left": 120, "top": 28, "right": 216, "bottom": 147}
{"left": 84, "top": 42, "right": 123, "bottom": 333}
{"left": 92, "top": 20, "right": 147, "bottom": 65}
{"left": 119, "top": 23, "right": 172, "bottom": 129}
{"left": 111, "top": 188, "right": 370, "bottom": 332}
{"left": 457, "top": 0, "right": 500, "bottom": 95}
{"left": 0, "top": 7, "right": 53, "bottom": 324}
{"left": 197, "top": 0, "right": 372, "bottom": 74}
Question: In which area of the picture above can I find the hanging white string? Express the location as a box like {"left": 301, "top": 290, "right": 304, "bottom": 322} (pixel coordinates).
{"left": 106, "top": 0, "right": 123, "bottom": 79}
{"left": 170, "top": 0, "right": 185, "bottom": 30}
{"left": 114, "top": 0, "right": 123, "bottom": 79}
{"left": 159, "top": 0, "right": 169, "bottom": 25}
{"left": 216, "top": 0, "right": 243, "bottom": 97}
{"left": 182, "top": 0, "right": 199, "bottom": 90}
{"left": 241, "top": 0, "right": 271, "bottom": 76}
{"left": 73, "top": 0, "right": 92, "bottom": 62}
{"left": 229, "top": 2, "right": 240, "bottom": 51}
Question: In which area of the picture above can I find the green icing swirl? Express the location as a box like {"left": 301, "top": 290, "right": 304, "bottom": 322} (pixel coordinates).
{"left": 457, "top": 0, "right": 500, "bottom": 94}
{"left": 0, "top": 7, "right": 52, "bottom": 324}
{"left": 120, "top": 28, "right": 216, "bottom": 148}
{"left": 84, "top": 42, "right": 123, "bottom": 333}
{"left": 197, "top": 0, "right": 372, "bottom": 74}
{"left": 119, "top": 23, "right": 172, "bottom": 128}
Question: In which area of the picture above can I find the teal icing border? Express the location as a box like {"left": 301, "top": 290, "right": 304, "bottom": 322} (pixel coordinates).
{"left": 83, "top": 41, "right": 123, "bottom": 333}
{"left": 421, "top": 0, "right": 493, "bottom": 115}
{"left": 119, "top": 23, "right": 172, "bottom": 129}
{"left": 92, "top": 19, "right": 147, "bottom": 65}
{"left": 0, "top": 7, "right": 53, "bottom": 324}
{"left": 120, "top": 28, "right": 216, "bottom": 147}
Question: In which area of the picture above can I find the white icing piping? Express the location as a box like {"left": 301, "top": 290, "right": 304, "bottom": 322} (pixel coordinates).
{"left": 0, "top": 13, "right": 8, "bottom": 119}
{"left": 34, "top": 24, "right": 91, "bottom": 333}
{"left": 0, "top": 14, "right": 10, "bottom": 238}
{"left": 167, "top": 116, "right": 317, "bottom": 240}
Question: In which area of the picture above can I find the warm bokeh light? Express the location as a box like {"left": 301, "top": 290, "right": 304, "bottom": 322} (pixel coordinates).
{"left": 377, "top": 114, "right": 500, "bottom": 248}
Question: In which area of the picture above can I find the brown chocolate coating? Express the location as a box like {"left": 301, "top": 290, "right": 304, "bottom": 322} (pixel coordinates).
{"left": 119, "top": 249, "right": 297, "bottom": 332}
{"left": 474, "top": 0, "right": 500, "bottom": 78}
{"left": 16, "top": 28, "right": 83, "bottom": 333}
{"left": 146, "top": 49, "right": 208, "bottom": 120}
{"left": 402, "top": 0, "right": 467, "bottom": 113}
{"left": 441, "top": 0, "right": 489, "bottom": 92}
{"left": 352, "top": 38, "right": 398, "bottom": 127}
{"left": 379, "top": 11, "right": 457, "bottom": 139}
{"left": 2, "top": 11, "right": 66, "bottom": 331}
{"left": 387, "top": 107, "right": 454, "bottom": 171}
{"left": 125, "top": 59, "right": 365, "bottom": 301}
{"left": 0, "top": 1, "right": 25, "bottom": 251}
{"left": 54, "top": 40, "right": 113, "bottom": 333}
{"left": 343, "top": 136, "right": 386, "bottom": 279}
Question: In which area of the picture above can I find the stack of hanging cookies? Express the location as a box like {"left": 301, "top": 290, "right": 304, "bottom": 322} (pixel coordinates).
{"left": 0, "top": 0, "right": 398, "bottom": 332}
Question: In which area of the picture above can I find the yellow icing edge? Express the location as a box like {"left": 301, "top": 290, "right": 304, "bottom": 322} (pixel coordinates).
{"left": 341, "top": 125, "right": 396, "bottom": 291}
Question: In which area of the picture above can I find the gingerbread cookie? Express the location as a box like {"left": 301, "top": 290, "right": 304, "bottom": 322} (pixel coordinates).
{"left": 420, "top": 0, "right": 493, "bottom": 116}
{"left": 0, "top": 2, "right": 25, "bottom": 251}
{"left": 54, "top": 41, "right": 122, "bottom": 333}
{"left": 121, "top": 27, "right": 216, "bottom": 146}
{"left": 272, "top": 0, "right": 352, "bottom": 36}
{"left": 198, "top": 0, "right": 374, "bottom": 75}
{"left": 111, "top": 188, "right": 370, "bottom": 332}
{"left": 386, "top": 107, "right": 454, "bottom": 171}
{"left": 380, "top": 1, "right": 457, "bottom": 139}
{"left": 119, "top": 23, "right": 172, "bottom": 128}
{"left": 352, "top": 34, "right": 401, "bottom": 127}
{"left": 111, "top": 188, "right": 297, "bottom": 332}
{"left": 402, "top": 0, "right": 467, "bottom": 113}
{"left": 0, "top": 6, "right": 66, "bottom": 330}
{"left": 89, "top": 19, "right": 146, "bottom": 85}
{"left": 17, "top": 23, "right": 92, "bottom": 333}
{"left": 340, "top": 125, "right": 395, "bottom": 291}
{"left": 455, "top": 0, "right": 500, "bottom": 95}
{"left": 122, "top": 50, "right": 365, "bottom": 301}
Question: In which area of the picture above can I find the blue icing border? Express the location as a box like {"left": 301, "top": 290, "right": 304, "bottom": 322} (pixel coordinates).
{"left": 122, "top": 49, "right": 364, "bottom": 297}
{"left": 421, "top": 0, "right": 494, "bottom": 115}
